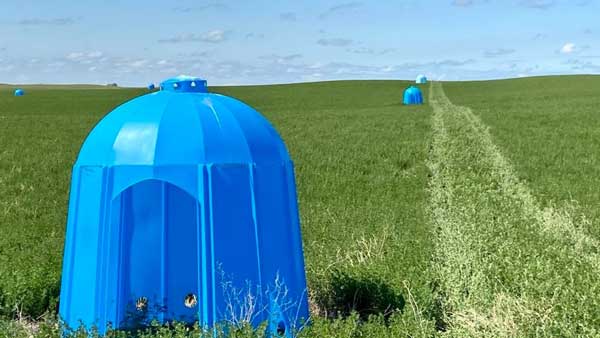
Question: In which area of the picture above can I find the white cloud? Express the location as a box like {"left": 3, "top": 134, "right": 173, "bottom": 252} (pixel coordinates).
{"left": 560, "top": 42, "right": 576, "bottom": 54}
{"left": 66, "top": 51, "right": 104, "bottom": 61}
{"left": 158, "top": 30, "right": 229, "bottom": 44}
{"left": 18, "top": 17, "right": 79, "bottom": 25}
{"left": 201, "top": 30, "right": 227, "bottom": 43}
{"left": 347, "top": 47, "right": 396, "bottom": 55}
{"left": 259, "top": 54, "right": 303, "bottom": 63}
{"left": 173, "top": 3, "right": 228, "bottom": 12}
{"left": 317, "top": 38, "right": 354, "bottom": 47}
{"left": 66, "top": 52, "right": 84, "bottom": 60}
{"left": 484, "top": 48, "right": 516, "bottom": 57}
{"left": 319, "top": 2, "right": 363, "bottom": 19}
{"left": 129, "top": 59, "right": 148, "bottom": 68}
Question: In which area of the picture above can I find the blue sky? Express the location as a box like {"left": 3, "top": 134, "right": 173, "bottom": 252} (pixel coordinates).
{"left": 0, "top": 0, "right": 599, "bottom": 86}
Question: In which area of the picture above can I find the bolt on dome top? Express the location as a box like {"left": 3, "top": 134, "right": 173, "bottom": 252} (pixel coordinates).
{"left": 160, "top": 75, "right": 207, "bottom": 93}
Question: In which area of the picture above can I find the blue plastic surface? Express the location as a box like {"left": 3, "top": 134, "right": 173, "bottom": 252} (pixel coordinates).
{"left": 147, "top": 83, "right": 155, "bottom": 90}
{"left": 59, "top": 76, "right": 309, "bottom": 336}
{"left": 416, "top": 75, "right": 427, "bottom": 84}
{"left": 14, "top": 89, "right": 24, "bottom": 96}
{"left": 403, "top": 86, "right": 423, "bottom": 105}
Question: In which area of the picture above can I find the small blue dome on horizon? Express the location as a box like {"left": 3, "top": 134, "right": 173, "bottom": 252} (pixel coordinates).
{"left": 147, "top": 83, "right": 155, "bottom": 90}
{"left": 403, "top": 86, "right": 424, "bottom": 105}
{"left": 416, "top": 75, "right": 428, "bottom": 84}
{"left": 14, "top": 89, "right": 25, "bottom": 96}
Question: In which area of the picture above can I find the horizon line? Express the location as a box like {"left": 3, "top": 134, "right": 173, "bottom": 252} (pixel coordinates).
{"left": 1, "top": 73, "right": 599, "bottom": 88}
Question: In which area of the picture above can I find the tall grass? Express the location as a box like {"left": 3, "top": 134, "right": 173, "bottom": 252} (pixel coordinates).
{"left": 4, "top": 77, "right": 599, "bottom": 336}
{"left": 428, "top": 82, "right": 600, "bottom": 337}
{"left": 0, "top": 82, "right": 437, "bottom": 336}
{"left": 443, "top": 75, "right": 600, "bottom": 239}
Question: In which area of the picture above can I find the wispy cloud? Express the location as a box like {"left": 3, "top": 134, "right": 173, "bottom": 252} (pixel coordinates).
{"left": 0, "top": 64, "right": 15, "bottom": 72}
{"left": 436, "top": 59, "right": 476, "bottom": 66}
{"left": 158, "top": 30, "right": 229, "bottom": 43}
{"left": 564, "top": 58, "right": 600, "bottom": 71}
{"left": 173, "top": 3, "right": 228, "bottom": 12}
{"left": 319, "top": 2, "right": 363, "bottom": 19}
{"left": 65, "top": 51, "right": 104, "bottom": 63}
{"left": 18, "top": 17, "right": 79, "bottom": 25}
{"left": 181, "top": 51, "right": 211, "bottom": 58}
{"left": 452, "top": 0, "right": 474, "bottom": 7}
{"left": 317, "top": 38, "right": 354, "bottom": 47}
{"left": 0, "top": 52, "right": 507, "bottom": 86}
{"left": 244, "top": 32, "right": 265, "bottom": 39}
{"left": 484, "top": 48, "right": 516, "bottom": 57}
{"left": 520, "top": 0, "right": 556, "bottom": 10}
{"left": 280, "top": 12, "right": 297, "bottom": 21}
{"left": 173, "top": 7, "right": 193, "bottom": 13}
{"left": 259, "top": 54, "right": 303, "bottom": 63}
{"left": 347, "top": 47, "right": 396, "bottom": 55}
{"left": 452, "top": 0, "right": 492, "bottom": 7}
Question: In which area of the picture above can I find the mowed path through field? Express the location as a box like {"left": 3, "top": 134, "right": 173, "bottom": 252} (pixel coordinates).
{"left": 428, "top": 82, "right": 600, "bottom": 337}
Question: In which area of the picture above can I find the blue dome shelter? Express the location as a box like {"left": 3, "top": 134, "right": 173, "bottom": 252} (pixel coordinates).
{"left": 147, "top": 83, "right": 156, "bottom": 90}
{"left": 59, "top": 75, "right": 309, "bottom": 336}
{"left": 14, "top": 89, "right": 24, "bottom": 96}
{"left": 403, "top": 86, "right": 424, "bottom": 105}
{"left": 416, "top": 75, "right": 427, "bottom": 84}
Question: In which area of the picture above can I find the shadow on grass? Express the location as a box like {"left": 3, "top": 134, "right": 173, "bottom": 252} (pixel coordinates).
{"left": 312, "top": 270, "right": 405, "bottom": 321}
{"left": 428, "top": 280, "right": 448, "bottom": 332}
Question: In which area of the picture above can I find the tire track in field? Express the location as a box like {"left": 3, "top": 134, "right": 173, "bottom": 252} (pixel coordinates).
{"left": 427, "top": 82, "right": 600, "bottom": 337}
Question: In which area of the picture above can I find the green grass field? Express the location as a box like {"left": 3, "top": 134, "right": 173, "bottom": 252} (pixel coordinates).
{"left": 443, "top": 76, "right": 600, "bottom": 238}
{"left": 1, "top": 76, "right": 599, "bottom": 337}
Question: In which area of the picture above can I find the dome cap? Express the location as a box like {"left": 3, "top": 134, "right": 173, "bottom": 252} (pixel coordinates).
{"left": 160, "top": 75, "right": 207, "bottom": 93}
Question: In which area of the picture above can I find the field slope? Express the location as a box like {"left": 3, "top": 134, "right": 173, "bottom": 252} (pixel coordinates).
{"left": 1, "top": 77, "right": 600, "bottom": 337}
{"left": 443, "top": 76, "right": 600, "bottom": 238}
{"left": 0, "top": 81, "right": 437, "bottom": 337}
{"left": 429, "top": 82, "right": 600, "bottom": 337}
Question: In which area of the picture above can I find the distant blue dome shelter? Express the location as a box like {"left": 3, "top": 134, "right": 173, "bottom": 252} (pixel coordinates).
{"left": 147, "top": 83, "right": 155, "bottom": 90}
{"left": 59, "top": 75, "right": 309, "bottom": 337}
{"left": 416, "top": 75, "right": 427, "bottom": 84}
{"left": 14, "top": 89, "right": 24, "bottom": 96}
{"left": 403, "top": 86, "right": 424, "bottom": 105}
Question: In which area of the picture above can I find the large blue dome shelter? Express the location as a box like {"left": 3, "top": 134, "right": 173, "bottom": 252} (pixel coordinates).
{"left": 59, "top": 75, "right": 309, "bottom": 336}
{"left": 14, "top": 88, "right": 24, "bottom": 96}
{"left": 403, "top": 86, "right": 423, "bottom": 105}
{"left": 416, "top": 75, "right": 427, "bottom": 84}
